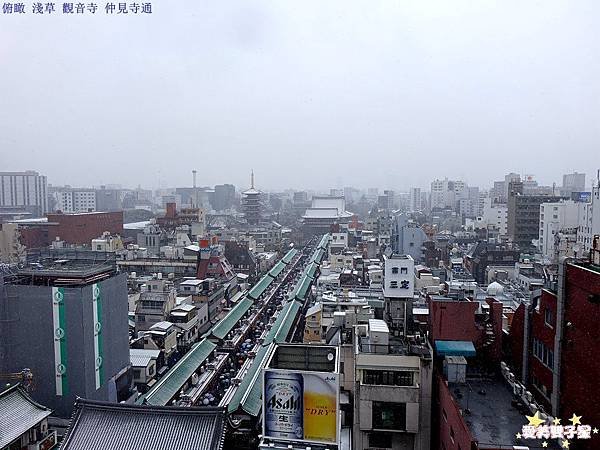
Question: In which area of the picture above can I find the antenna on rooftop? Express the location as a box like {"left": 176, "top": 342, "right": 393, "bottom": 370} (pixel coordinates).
{"left": 251, "top": 170, "right": 255, "bottom": 189}
{"left": 192, "top": 170, "right": 198, "bottom": 208}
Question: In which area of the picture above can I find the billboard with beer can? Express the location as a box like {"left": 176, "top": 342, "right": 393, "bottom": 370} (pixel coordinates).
{"left": 263, "top": 369, "right": 339, "bottom": 445}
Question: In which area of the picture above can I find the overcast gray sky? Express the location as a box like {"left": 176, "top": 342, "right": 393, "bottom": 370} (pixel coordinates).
{"left": 1, "top": 0, "right": 598, "bottom": 191}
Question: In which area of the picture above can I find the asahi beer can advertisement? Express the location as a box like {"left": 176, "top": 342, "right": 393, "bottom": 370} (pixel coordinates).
{"left": 263, "top": 369, "right": 339, "bottom": 445}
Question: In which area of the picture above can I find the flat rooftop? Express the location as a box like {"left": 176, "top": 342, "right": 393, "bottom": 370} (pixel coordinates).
{"left": 450, "top": 377, "right": 524, "bottom": 448}
{"left": 4, "top": 250, "right": 117, "bottom": 285}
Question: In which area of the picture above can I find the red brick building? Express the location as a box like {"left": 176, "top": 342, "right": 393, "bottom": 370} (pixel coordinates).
{"left": 559, "top": 258, "right": 600, "bottom": 437}
{"left": 430, "top": 296, "right": 524, "bottom": 450}
{"left": 428, "top": 296, "right": 504, "bottom": 363}
{"left": 14, "top": 212, "right": 123, "bottom": 248}
{"left": 507, "top": 240, "right": 600, "bottom": 449}
{"left": 47, "top": 211, "right": 123, "bottom": 245}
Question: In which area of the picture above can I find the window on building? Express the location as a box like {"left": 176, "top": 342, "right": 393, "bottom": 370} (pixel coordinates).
{"left": 450, "top": 426, "right": 455, "bottom": 443}
{"left": 363, "top": 370, "right": 414, "bottom": 387}
{"left": 372, "top": 402, "right": 406, "bottom": 430}
{"left": 533, "top": 338, "right": 554, "bottom": 369}
{"left": 369, "top": 432, "right": 392, "bottom": 449}
{"left": 544, "top": 308, "right": 554, "bottom": 327}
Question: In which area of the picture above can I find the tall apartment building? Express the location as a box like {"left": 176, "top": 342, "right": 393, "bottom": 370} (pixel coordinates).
{"left": 392, "top": 215, "right": 427, "bottom": 263}
{"left": 0, "top": 171, "right": 47, "bottom": 217}
{"left": 409, "top": 187, "right": 421, "bottom": 212}
{"left": 481, "top": 197, "right": 508, "bottom": 235}
{"left": 430, "top": 179, "right": 467, "bottom": 211}
{"left": 538, "top": 200, "right": 582, "bottom": 261}
{"left": 577, "top": 184, "right": 600, "bottom": 253}
{"left": 562, "top": 171, "right": 586, "bottom": 196}
{"left": 0, "top": 250, "right": 131, "bottom": 417}
{"left": 212, "top": 184, "right": 236, "bottom": 211}
{"left": 507, "top": 181, "right": 563, "bottom": 251}
{"left": 50, "top": 187, "right": 97, "bottom": 213}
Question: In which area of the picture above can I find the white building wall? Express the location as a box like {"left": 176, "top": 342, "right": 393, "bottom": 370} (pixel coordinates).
{"left": 482, "top": 197, "right": 508, "bottom": 235}
{"left": 383, "top": 254, "right": 414, "bottom": 299}
{"left": 539, "top": 200, "right": 582, "bottom": 259}
{"left": 409, "top": 187, "right": 421, "bottom": 212}
{"left": 577, "top": 185, "right": 600, "bottom": 252}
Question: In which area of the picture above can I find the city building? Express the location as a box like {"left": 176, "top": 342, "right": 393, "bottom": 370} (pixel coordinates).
{"left": 50, "top": 187, "right": 97, "bottom": 213}
{"left": 508, "top": 240, "right": 600, "bottom": 445}
{"left": 430, "top": 179, "right": 467, "bottom": 212}
{"left": 130, "top": 348, "right": 161, "bottom": 393}
{"left": 561, "top": 171, "right": 586, "bottom": 196}
{"left": 577, "top": 184, "right": 600, "bottom": 253}
{"left": 302, "top": 196, "right": 354, "bottom": 236}
{"left": 352, "top": 319, "right": 432, "bottom": 450}
{"left": 47, "top": 211, "right": 124, "bottom": 245}
{"left": 383, "top": 254, "right": 414, "bottom": 333}
{"left": 481, "top": 197, "right": 508, "bottom": 235}
{"left": 409, "top": 187, "right": 422, "bottom": 212}
{"left": 392, "top": 214, "right": 427, "bottom": 263}
{"left": 0, "top": 222, "right": 24, "bottom": 263}
{"left": 95, "top": 186, "right": 122, "bottom": 212}
{"left": 538, "top": 200, "right": 582, "bottom": 261}
{"left": 464, "top": 241, "right": 520, "bottom": 285}
{"left": 0, "top": 249, "right": 132, "bottom": 417}
{"left": 135, "top": 276, "right": 178, "bottom": 332}
{"left": 507, "top": 181, "right": 563, "bottom": 251}
{"left": 0, "top": 170, "right": 48, "bottom": 218}
{"left": 213, "top": 183, "right": 236, "bottom": 211}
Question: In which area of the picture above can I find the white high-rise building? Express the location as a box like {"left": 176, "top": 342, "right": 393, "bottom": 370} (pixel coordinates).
{"left": 538, "top": 200, "right": 583, "bottom": 261}
{"left": 409, "top": 187, "right": 421, "bottom": 212}
{"left": 430, "top": 178, "right": 468, "bottom": 211}
{"left": 577, "top": 185, "right": 600, "bottom": 253}
{"left": 52, "top": 188, "right": 97, "bottom": 213}
{"left": 563, "top": 172, "right": 586, "bottom": 192}
{"left": 482, "top": 197, "right": 508, "bottom": 235}
{"left": 0, "top": 171, "right": 47, "bottom": 217}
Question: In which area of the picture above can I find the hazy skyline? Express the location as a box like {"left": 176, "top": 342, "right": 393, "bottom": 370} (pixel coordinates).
{"left": 1, "top": 1, "right": 599, "bottom": 191}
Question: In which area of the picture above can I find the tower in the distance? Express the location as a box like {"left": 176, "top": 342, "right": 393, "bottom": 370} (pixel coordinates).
{"left": 242, "top": 170, "right": 262, "bottom": 226}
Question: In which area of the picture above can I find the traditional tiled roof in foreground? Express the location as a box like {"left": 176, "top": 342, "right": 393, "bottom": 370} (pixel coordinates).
{"left": 0, "top": 384, "right": 52, "bottom": 449}
{"left": 60, "top": 400, "right": 225, "bottom": 450}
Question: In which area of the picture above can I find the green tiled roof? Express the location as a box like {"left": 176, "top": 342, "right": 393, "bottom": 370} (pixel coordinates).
{"left": 268, "top": 261, "right": 286, "bottom": 279}
{"left": 292, "top": 275, "right": 313, "bottom": 301}
{"left": 317, "top": 233, "right": 330, "bottom": 250}
{"left": 304, "top": 262, "right": 319, "bottom": 279}
{"left": 281, "top": 249, "right": 298, "bottom": 264}
{"left": 273, "top": 301, "right": 301, "bottom": 344}
{"left": 227, "top": 344, "right": 273, "bottom": 416}
{"left": 310, "top": 248, "right": 325, "bottom": 264}
{"left": 210, "top": 298, "right": 254, "bottom": 340}
{"left": 247, "top": 275, "right": 273, "bottom": 300}
{"left": 264, "top": 301, "right": 293, "bottom": 345}
{"left": 141, "top": 339, "right": 217, "bottom": 406}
